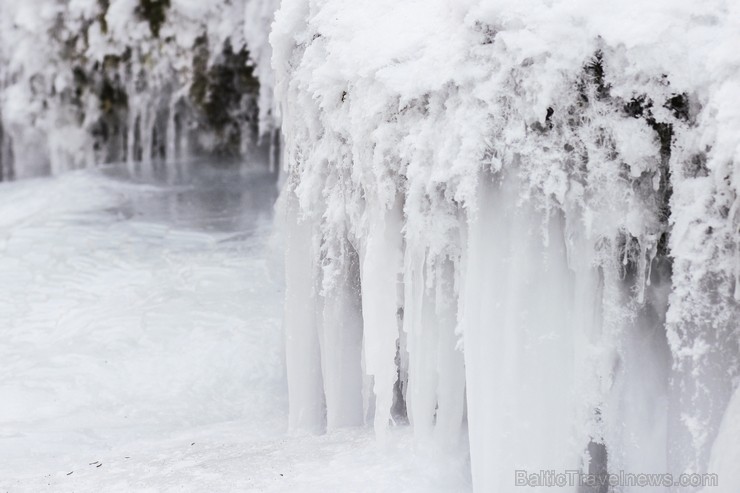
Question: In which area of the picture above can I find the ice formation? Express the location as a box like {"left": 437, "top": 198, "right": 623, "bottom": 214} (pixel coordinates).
{"left": 271, "top": 0, "right": 740, "bottom": 491}
{"left": 0, "top": 0, "right": 278, "bottom": 179}
{"left": 1, "top": 0, "right": 738, "bottom": 491}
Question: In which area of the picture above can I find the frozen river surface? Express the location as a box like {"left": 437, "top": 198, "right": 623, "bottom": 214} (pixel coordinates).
{"left": 0, "top": 163, "right": 469, "bottom": 492}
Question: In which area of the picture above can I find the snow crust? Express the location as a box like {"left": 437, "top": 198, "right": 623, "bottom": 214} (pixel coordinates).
{"left": 272, "top": 0, "right": 740, "bottom": 491}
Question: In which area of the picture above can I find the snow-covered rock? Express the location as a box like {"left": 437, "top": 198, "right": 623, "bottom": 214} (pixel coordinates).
{"left": 271, "top": 1, "right": 740, "bottom": 491}
{"left": 0, "top": 0, "right": 279, "bottom": 178}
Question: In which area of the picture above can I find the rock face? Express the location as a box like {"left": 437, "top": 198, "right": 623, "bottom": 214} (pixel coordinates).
{"left": 271, "top": 1, "right": 740, "bottom": 491}
{"left": 0, "top": 0, "right": 277, "bottom": 178}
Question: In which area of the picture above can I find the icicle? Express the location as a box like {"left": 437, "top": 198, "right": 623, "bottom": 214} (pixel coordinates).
{"left": 402, "top": 243, "right": 465, "bottom": 445}
{"left": 542, "top": 195, "right": 552, "bottom": 248}
{"left": 166, "top": 98, "right": 177, "bottom": 163}
{"left": 165, "top": 96, "right": 181, "bottom": 183}
{"left": 317, "top": 240, "right": 364, "bottom": 429}
{"left": 361, "top": 348, "right": 376, "bottom": 426}
{"left": 141, "top": 102, "right": 155, "bottom": 165}
{"left": 645, "top": 240, "right": 657, "bottom": 288}
{"left": 126, "top": 105, "right": 138, "bottom": 167}
{"left": 360, "top": 198, "right": 403, "bottom": 439}
{"left": 432, "top": 257, "right": 465, "bottom": 445}
{"left": 600, "top": 238, "right": 673, "bottom": 484}
{"left": 178, "top": 112, "right": 188, "bottom": 166}
{"left": 284, "top": 193, "right": 325, "bottom": 433}
{"left": 462, "top": 171, "right": 583, "bottom": 492}
{"left": 403, "top": 244, "right": 438, "bottom": 439}
{"left": 563, "top": 208, "right": 606, "bottom": 470}
{"left": 634, "top": 236, "right": 659, "bottom": 304}
{"left": 269, "top": 129, "right": 280, "bottom": 174}
{"left": 635, "top": 242, "right": 648, "bottom": 304}
{"left": 622, "top": 240, "right": 630, "bottom": 267}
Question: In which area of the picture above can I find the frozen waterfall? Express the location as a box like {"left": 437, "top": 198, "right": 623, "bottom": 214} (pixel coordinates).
{"left": 1, "top": 0, "right": 738, "bottom": 491}
{"left": 272, "top": 0, "right": 740, "bottom": 491}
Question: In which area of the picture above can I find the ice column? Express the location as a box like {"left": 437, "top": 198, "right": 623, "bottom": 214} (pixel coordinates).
{"left": 318, "top": 239, "right": 365, "bottom": 429}
{"left": 284, "top": 191, "right": 325, "bottom": 432}
{"left": 461, "top": 170, "right": 583, "bottom": 492}
{"left": 360, "top": 199, "right": 404, "bottom": 437}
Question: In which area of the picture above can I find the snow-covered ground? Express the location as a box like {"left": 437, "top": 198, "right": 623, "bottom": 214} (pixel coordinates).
{"left": 0, "top": 162, "right": 470, "bottom": 492}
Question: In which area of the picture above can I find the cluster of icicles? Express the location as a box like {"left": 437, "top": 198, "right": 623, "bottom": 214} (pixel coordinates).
{"left": 282, "top": 169, "right": 680, "bottom": 491}
{"left": 274, "top": 17, "right": 740, "bottom": 493}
